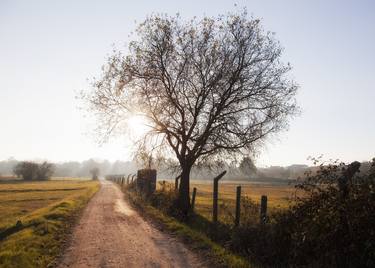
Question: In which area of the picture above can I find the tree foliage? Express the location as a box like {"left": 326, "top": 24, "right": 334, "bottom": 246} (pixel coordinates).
{"left": 239, "top": 156, "right": 257, "bottom": 177}
{"left": 89, "top": 167, "right": 100, "bottom": 180}
{"left": 13, "top": 161, "right": 54, "bottom": 181}
{"left": 85, "top": 10, "right": 298, "bottom": 214}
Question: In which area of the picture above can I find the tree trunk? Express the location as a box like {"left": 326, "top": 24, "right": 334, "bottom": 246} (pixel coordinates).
{"left": 177, "top": 165, "right": 191, "bottom": 217}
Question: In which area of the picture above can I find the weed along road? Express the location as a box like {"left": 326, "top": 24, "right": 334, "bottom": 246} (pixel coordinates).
{"left": 58, "top": 179, "right": 204, "bottom": 268}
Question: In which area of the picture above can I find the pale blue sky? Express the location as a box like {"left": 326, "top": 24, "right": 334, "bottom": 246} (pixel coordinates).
{"left": 0, "top": 0, "right": 374, "bottom": 166}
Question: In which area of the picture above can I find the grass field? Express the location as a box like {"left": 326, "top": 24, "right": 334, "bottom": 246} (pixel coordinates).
{"left": 158, "top": 179, "right": 296, "bottom": 224}
{"left": 0, "top": 179, "right": 100, "bottom": 268}
{"left": 190, "top": 182, "right": 296, "bottom": 221}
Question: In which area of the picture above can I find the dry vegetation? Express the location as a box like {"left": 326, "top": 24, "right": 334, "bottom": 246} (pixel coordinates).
{"left": 125, "top": 161, "right": 375, "bottom": 267}
{"left": 191, "top": 182, "right": 294, "bottom": 219}
{"left": 157, "top": 180, "right": 296, "bottom": 224}
{"left": 125, "top": 180, "right": 297, "bottom": 267}
{"left": 0, "top": 179, "right": 99, "bottom": 267}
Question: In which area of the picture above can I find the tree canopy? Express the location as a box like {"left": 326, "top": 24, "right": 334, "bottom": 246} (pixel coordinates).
{"left": 13, "top": 161, "right": 54, "bottom": 181}
{"left": 85, "top": 10, "right": 298, "bottom": 214}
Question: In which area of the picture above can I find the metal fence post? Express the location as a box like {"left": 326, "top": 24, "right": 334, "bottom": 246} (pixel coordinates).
{"left": 191, "top": 187, "right": 197, "bottom": 211}
{"left": 260, "top": 195, "right": 267, "bottom": 224}
{"left": 235, "top": 186, "right": 241, "bottom": 227}
{"left": 213, "top": 171, "right": 227, "bottom": 223}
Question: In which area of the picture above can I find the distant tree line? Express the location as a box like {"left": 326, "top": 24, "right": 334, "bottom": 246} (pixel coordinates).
{"left": 0, "top": 158, "right": 138, "bottom": 178}
{"left": 2, "top": 157, "right": 374, "bottom": 182}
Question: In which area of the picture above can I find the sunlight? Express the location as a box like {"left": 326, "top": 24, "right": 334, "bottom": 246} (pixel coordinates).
{"left": 126, "top": 115, "right": 150, "bottom": 140}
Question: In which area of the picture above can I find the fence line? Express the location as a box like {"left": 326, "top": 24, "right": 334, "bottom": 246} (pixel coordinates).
{"left": 106, "top": 172, "right": 269, "bottom": 226}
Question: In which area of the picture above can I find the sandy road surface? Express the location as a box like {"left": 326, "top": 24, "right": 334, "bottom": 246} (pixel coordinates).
{"left": 58, "top": 180, "right": 205, "bottom": 268}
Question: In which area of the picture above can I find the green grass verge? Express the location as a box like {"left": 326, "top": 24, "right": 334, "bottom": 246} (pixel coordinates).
{"left": 124, "top": 189, "right": 254, "bottom": 268}
{"left": 0, "top": 181, "right": 100, "bottom": 268}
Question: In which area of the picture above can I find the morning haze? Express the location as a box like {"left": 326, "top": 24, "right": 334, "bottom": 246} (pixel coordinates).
{"left": 1, "top": 0, "right": 374, "bottom": 166}
{"left": 1, "top": 1, "right": 375, "bottom": 268}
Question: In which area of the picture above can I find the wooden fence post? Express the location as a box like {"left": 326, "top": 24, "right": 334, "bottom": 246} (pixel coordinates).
{"left": 191, "top": 187, "right": 197, "bottom": 211}
{"left": 213, "top": 171, "right": 227, "bottom": 223}
{"left": 127, "top": 174, "right": 131, "bottom": 184}
{"left": 260, "top": 195, "right": 267, "bottom": 224}
{"left": 235, "top": 186, "right": 241, "bottom": 227}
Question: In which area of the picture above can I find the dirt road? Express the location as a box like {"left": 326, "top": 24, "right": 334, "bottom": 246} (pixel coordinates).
{"left": 58, "top": 180, "right": 205, "bottom": 268}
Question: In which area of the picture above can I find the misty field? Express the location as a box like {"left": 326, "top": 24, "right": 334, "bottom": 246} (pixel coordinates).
{"left": 0, "top": 179, "right": 99, "bottom": 267}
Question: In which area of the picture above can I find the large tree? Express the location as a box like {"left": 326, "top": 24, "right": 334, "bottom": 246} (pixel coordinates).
{"left": 240, "top": 156, "right": 257, "bottom": 177}
{"left": 85, "top": 11, "right": 298, "bottom": 215}
{"left": 13, "top": 161, "right": 54, "bottom": 181}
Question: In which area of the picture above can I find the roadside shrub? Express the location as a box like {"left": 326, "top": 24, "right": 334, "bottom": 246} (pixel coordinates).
{"left": 230, "top": 159, "right": 375, "bottom": 267}
{"left": 149, "top": 182, "right": 179, "bottom": 216}
{"left": 280, "top": 159, "right": 375, "bottom": 267}
{"left": 229, "top": 198, "right": 290, "bottom": 266}
{"left": 126, "top": 181, "right": 180, "bottom": 216}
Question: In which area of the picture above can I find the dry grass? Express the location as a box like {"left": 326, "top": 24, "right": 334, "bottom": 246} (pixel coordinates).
{"left": 191, "top": 182, "right": 295, "bottom": 222}
{"left": 0, "top": 180, "right": 96, "bottom": 230}
{"left": 158, "top": 179, "right": 296, "bottom": 223}
{"left": 0, "top": 179, "right": 100, "bottom": 267}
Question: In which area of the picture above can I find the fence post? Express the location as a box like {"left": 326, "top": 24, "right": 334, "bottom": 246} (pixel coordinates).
{"left": 235, "top": 186, "right": 241, "bottom": 227}
{"left": 260, "top": 195, "right": 267, "bottom": 224}
{"left": 175, "top": 174, "right": 181, "bottom": 191}
{"left": 337, "top": 161, "right": 361, "bottom": 267}
{"left": 191, "top": 187, "right": 197, "bottom": 211}
{"left": 213, "top": 171, "right": 227, "bottom": 223}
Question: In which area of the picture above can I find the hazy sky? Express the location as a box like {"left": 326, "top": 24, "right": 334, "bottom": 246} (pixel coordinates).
{"left": 0, "top": 0, "right": 374, "bottom": 166}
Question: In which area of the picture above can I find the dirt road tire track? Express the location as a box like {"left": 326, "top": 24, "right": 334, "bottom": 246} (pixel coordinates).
{"left": 58, "top": 180, "right": 205, "bottom": 268}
